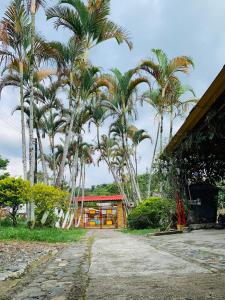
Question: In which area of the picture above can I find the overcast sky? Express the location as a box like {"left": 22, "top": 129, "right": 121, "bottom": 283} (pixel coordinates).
{"left": 0, "top": 0, "right": 225, "bottom": 187}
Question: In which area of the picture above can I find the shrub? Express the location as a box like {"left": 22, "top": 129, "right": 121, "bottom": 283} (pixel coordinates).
{"left": 127, "top": 197, "right": 176, "bottom": 230}
{"left": 32, "top": 183, "right": 69, "bottom": 227}
{"left": 0, "top": 177, "right": 31, "bottom": 226}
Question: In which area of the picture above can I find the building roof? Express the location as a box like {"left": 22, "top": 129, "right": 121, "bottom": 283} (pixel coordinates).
{"left": 165, "top": 66, "right": 225, "bottom": 154}
{"left": 76, "top": 195, "right": 124, "bottom": 202}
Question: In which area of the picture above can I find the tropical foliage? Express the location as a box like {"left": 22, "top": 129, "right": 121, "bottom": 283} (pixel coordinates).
{"left": 0, "top": 155, "right": 9, "bottom": 180}
{"left": 0, "top": 177, "right": 31, "bottom": 226}
{"left": 127, "top": 197, "right": 176, "bottom": 230}
{"left": 0, "top": 0, "right": 197, "bottom": 228}
{"left": 32, "top": 183, "right": 69, "bottom": 226}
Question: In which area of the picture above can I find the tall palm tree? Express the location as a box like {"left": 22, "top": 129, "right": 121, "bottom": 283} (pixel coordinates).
{"left": 0, "top": 59, "right": 56, "bottom": 186}
{"left": 141, "top": 88, "right": 164, "bottom": 196}
{"left": 55, "top": 65, "right": 101, "bottom": 187}
{"left": 87, "top": 98, "right": 107, "bottom": 148}
{"left": 140, "top": 49, "right": 194, "bottom": 153}
{"left": 101, "top": 68, "right": 149, "bottom": 203}
{"left": 41, "top": 113, "right": 65, "bottom": 184}
{"left": 141, "top": 50, "right": 194, "bottom": 197}
{"left": 166, "top": 80, "right": 196, "bottom": 140}
{"left": 97, "top": 135, "right": 129, "bottom": 204}
{"left": 28, "top": 0, "right": 46, "bottom": 190}
{"left": 0, "top": 0, "right": 30, "bottom": 180}
{"left": 127, "top": 125, "right": 151, "bottom": 177}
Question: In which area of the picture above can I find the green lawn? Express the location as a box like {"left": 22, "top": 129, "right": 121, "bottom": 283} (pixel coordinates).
{"left": 121, "top": 228, "right": 159, "bottom": 235}
{"left": 0, "top": 225, "right": 86, "bottom": 243}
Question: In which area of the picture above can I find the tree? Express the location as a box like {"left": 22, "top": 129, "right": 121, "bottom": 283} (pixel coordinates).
{"left": 140, "top": 49, "right": 194, "bottom": 153}
{"left": 32, "top": 183, "right": 69, "bottom": 226}
{"left": 26, "top": 0, "right": 46, "bottom": 228}
{"left": 46, "top": 0, "right": 133, "bottom": 186}
{"left": 46, "top": 0, "right": 132, "bottom": 55}
{"left": 166, "top": 80, "right": 196, "bottom": 140}
{"left": 101, "top": 68, "right": 149, "bottom": 204}
{"left": 141, "top": 49, "right": 194, "bottom": 196}
{"left": 0, "top": 0, "right": 30, "bottom": 180}
{"left": 0, "top": 155, "right": 9, "bottom": 180}
{"left": 0, "top": 177, "right": 31, "bottom": 226}
{"left": 127, "top": 125, "right": 151, "bottom": 176}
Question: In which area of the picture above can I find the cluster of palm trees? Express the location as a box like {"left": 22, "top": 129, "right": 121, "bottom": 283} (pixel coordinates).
{"left": 0, "top": 0, "right": 196, "bottom": 224}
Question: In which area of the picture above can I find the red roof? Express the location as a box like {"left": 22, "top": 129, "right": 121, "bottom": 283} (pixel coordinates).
{"left": 76, "top": 195, "right": 124, "bottom": 202}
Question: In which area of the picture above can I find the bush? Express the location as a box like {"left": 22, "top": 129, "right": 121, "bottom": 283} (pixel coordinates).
{"left": 0, "top": 177, "right": 31, "bottom": 226}
{"left": 127, "top": 197, "right": 176, "bottom": 230}
{"left": 32, "top": 183, "right": 69, "bottom": 227}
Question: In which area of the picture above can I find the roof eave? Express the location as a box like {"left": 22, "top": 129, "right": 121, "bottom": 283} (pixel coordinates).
{"left": 165, "top": 65, "right": 225, "bottom": 154}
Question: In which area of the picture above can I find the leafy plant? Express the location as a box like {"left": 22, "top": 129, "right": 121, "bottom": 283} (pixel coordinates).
{"left": 0, "top": 155, "right": 9, "bottom": 180}
{"left": 127, "top": 197, "right": 176, "bottom": 230}
{"left": 32, "top": 183, "right": 69, "bottom": 226}
{"left": 0, "top": 177, "right": 31, "bottom": 226}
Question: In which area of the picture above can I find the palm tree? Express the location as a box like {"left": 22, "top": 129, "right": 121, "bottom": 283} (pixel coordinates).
{"left": 127, "top": 125, "right": 151, "bottom": 177}
{"left": 0, "top": 0, "right": 30, "bottom": 180}
{"left": 0, "top": 60, "right": 56, "bottom": 185}
{"left": 41, "top": 113, "right": 65, "bottom": 184}
{"left": 46, "top": 0, "right": 133, "bottom": 187}
{"left": 97, "top": 134, "right": 129, "bottom": 206}
{"left": 101, "top": 68, "right": 149, "bottom": 203}
{"left": 140, "top": 49, "right": 194, "bottom": 153}
{"left": 140, "top": 50, "right": 194, "bottom": 197}
{"left": 166, "top": 80, "right": 196, "bottom": 140}
{"left": 55, "top": 65, "right": 101, "bottom": 187}
{"left": 28, "top": 0, "right": 46, "bottom": 192}
{"left": 87, "top": 98, "right": 107, "bottom": 148}
{"left": 13, "top": 101, "right": 49, "bottom": 184}
{"left": 46, "top": 0, "right": 133, "bottom": 58}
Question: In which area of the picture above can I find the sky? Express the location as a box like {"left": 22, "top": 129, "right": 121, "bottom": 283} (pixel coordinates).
{"left": 0, "top": 0, "right": 225, "bottom": 187}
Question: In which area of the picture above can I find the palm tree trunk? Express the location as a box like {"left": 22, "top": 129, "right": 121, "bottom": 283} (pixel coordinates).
{"left": 27, "top": 0, "right": 36, "bottom": 228}
{"left": 127, "top": 155, "right": 142, "bottom": 204}
{"left": 50, "top": 137, "right": 56, "bottom": 185}
{"left": 122, "top": 112, "right": 141, "bottom": 204}
{"left": 75, "top": 160, "right": 85, "bottom": 228}
{"left": 134, "top": 146, "right": 138, "bottom": 177}
{"left": 147, "top": 121, "right": 160, "bottom": 198}
{"left": 96, "top": 125, "right": 100, "bottom": 149}
{"left": 160, "top": 113, "right": 164, "bottom": 153}
{"left": 56, "top": 108, "right": 76, "bottom": 187}
{"left": 123, "top": 125, "right": 141, "bottom": 203}
{"left": 19, "top": 61, "right": 27, "bottom": 180}
{"left": 70, "top": 144, "right": 79, "bottom": 201}
{"left": 169, "top": 104, "right": 173, "bottom": 141}
{"left": 36, "top": 127, "right": 48, "bottom": 184}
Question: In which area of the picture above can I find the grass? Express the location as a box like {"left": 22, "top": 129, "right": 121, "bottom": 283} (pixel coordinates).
{"left": 121, "top": 228, "right": 160, "bottom": 235}
{"left": 0, "top": 223, "right": 86, "bottom": 243}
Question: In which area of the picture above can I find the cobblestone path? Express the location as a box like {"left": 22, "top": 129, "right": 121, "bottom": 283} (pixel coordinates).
{"left": 4, "top": 235, "right": 91, "bottom": 300}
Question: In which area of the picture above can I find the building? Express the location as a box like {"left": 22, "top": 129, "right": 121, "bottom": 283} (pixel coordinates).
{"left": 164, "top": 66, "right": 225, "bottom": 224}
{"left": 75, "top": 195, "right": 126, "bottom": 229}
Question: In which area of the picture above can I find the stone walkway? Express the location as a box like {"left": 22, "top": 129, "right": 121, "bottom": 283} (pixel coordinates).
{"left": 1, "top": 229, "right": 225, "bottom": 300}
{"left": 4, "top": 236, "right": 90, "bottom": 300}
{"left": 0, "top": 242, "right": 62, "bottom": 282}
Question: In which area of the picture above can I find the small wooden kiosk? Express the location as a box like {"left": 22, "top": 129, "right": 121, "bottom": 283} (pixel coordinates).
{"left": 75, "top": 195, "right": 126, "bottom": 229}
